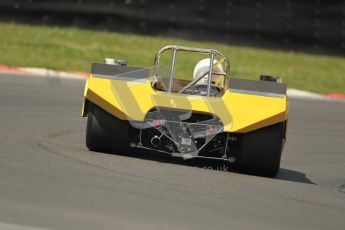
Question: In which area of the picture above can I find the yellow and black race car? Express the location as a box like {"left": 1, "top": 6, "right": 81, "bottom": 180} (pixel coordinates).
{"left": 81, "top": 45, "right": 288, "bottom": 177}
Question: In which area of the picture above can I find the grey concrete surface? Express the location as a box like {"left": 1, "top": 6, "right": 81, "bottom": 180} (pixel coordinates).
{"left": 0, "top": 73, "right": 344, "bottom": 230}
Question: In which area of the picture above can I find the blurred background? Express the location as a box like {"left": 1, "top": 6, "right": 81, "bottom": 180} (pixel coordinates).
{"left": 0, "top": 2, "right": 345, "bottom": 229}
{"left": 0, "top": 0, "right": 344, "bottom": 93}
{"left": 1, "top": 0, "right": 344, "bottom": 54}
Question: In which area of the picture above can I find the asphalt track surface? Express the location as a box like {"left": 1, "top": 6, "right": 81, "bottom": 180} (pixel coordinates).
{"left": 0, "top": 73, "right": 344, "bottom": 230}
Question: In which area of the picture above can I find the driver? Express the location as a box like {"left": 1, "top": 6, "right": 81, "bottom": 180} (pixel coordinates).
{"left": 193, "top": 58, "right": 226, "bottom": 89}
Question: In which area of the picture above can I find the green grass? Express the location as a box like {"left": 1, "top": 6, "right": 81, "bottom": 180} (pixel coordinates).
{"left": 0, "top": 22, "right": 344, "bottom": 93}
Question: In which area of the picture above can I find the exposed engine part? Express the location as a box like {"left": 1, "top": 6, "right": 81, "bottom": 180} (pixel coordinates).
{"left": 128, "top": 108, "right": 242, "bottom": 161}
{"left": 150, "top": 135, "right": 161, "bottom": 148}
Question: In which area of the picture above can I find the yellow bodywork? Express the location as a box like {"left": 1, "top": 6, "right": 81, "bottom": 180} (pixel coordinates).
{"left": 82, "top": 75, "right": 287, "bottom": 133}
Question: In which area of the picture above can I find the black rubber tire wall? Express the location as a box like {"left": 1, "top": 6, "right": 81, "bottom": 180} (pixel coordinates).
{"left": 86, "top": 102, "right": 132, "bottom": 153}
{"left": 236, "top": 122, "right": 286, "bottom": 177}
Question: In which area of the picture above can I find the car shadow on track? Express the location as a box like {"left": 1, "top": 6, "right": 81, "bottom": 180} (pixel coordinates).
{"left": 105, "top": 148, "right": 316, "bottom": 185}
{"left": 276, "top": 168, "right": 316, "bottom": 185}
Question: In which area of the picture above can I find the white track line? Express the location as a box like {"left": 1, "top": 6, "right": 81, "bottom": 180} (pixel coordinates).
{"left": 0, "top": 69, "right": 86, "bottom": 81}
{"left": 287, "top": 89, "right": 328, "bottom": 100}
{"left": 0, "top": 222, "right": 52, "bottom": 230}
{"left": 0, "top": 69, "right": 341, "bottom": 101}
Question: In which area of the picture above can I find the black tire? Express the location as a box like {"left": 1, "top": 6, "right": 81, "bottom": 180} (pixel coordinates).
{"left": 86, "top": 102, "right": 132, "bottom": 153}
{"left": 236, "top": 122, "right": 286, "bottom": 177}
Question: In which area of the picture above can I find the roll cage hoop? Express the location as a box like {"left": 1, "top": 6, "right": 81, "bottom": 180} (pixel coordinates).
{"left": 153, "top": 45, "right": 231, "bottom": 96}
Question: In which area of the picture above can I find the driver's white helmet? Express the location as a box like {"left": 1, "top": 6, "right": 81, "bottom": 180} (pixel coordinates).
{"left": 193, "top": 58, "right": 225, "bottom": 86}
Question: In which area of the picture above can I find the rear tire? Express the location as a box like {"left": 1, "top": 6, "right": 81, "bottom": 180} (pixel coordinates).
{"left": 236, "top": 122, "right": 286, "bottom": 177}
{"left": 86, "top": 102, "right": 132, "bottom": 153}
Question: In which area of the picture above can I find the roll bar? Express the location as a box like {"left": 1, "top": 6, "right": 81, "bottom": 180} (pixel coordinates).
{"left": 153, "top": 45, "right": 231, "bottom": 96}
